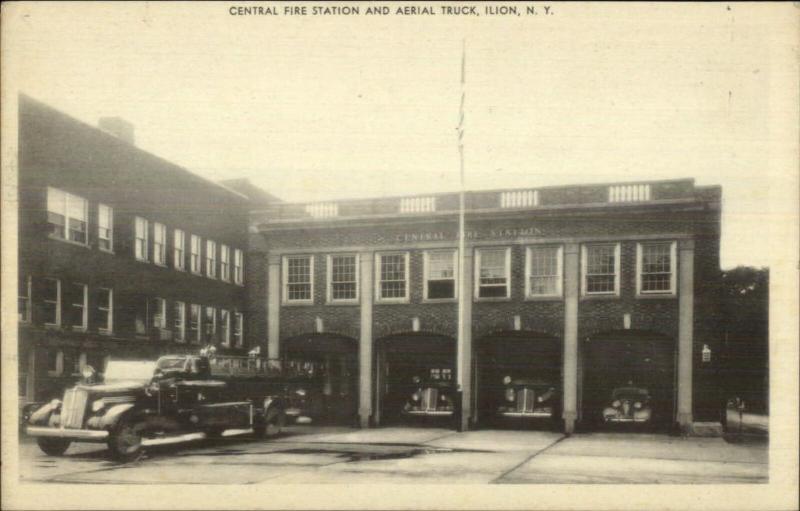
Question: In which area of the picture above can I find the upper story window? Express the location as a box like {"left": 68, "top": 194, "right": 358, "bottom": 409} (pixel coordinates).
{"left": 134, "top": 217, "right": 149, "bottom": 261}
{"left": 637, "top": 241, "right": 677, "bottom": 295}
{"left": 98, "top": 204, "right": 113, "bottom": 251}
{"left": 153, "top": 222, "right": 167, "bottom": 265}
{"left": 234, "top": 249, "right": 244, "bottom": 285}
{"left": 377, "top": 252, "right": 409, "bottom": 302}
{"left": 174, "top": 229, "right": 186, "bottom": 270}
{"left": 283, "top": 255, "right": 313, "bottom": 303}
{"left": 96, "top": 287, "right": 113, "bottom": 335}
{"left": 47, "top": 187, "right": 88, "bottom": 244}
{"left": 220, "top": 245, "right": 231, "bottom": 282}
{"left": 220, "top": 309, "right": 230, "bottom": 346}
{"left": 328, "top": 254, "right": 358, "bottom": 302}
{"left": 42, "top": 278, "right": 61, "bottom": 326}
{"left": 173, "top": 301, "right": 186, "bottom": 342}
{"left": 67, "top": 283, "right": 88, "bottom": 331}
{"left": 206, "top": 240, "right": 217, "bottom": 278}
{"left": 582, "top": 243, "right": 621, "bottom": 296}
{"left": 190, "top": 235, "right": 202, "bottom": 274}
{"left": 233, "top": 312, "right": 244, "bottom": 347}
{"left": 424, "top": 250, "right": 456, "bottom": 300}
{"left": 189, "top": 304, "right": 201, "bottom": 343}
{"left": 526, "top": 246, "right": 563, "bottom": 298}
{"left": 18, "top": 275, "right": 31, "bottom": 323}
{"left": 476, "top": 247, "right": 510, "bottom": 299}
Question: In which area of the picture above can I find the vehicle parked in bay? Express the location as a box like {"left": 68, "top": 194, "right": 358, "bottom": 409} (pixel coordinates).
{"left": 25, "top": 350, "right": 288, "bottom": 461}
{"left": 283, "top": 356, "right": 357, "bottom": 425}
{"left": 496, "top": 376, "right": 560, "bottom": 421}
{"left": 602, "top": 386, "right": 653, "bottom": 424}
{"left": 401, "top": 368, "right": 456, "bottom": 419}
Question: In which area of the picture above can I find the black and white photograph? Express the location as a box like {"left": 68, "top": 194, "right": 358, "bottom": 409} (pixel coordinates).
{"left": 1, "top": 2, "right": 797, "bottom": 510}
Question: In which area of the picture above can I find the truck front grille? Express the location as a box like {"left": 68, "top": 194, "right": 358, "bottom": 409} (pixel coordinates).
{"left": 61, "top": 388, "right": 88, "bottom": 429}
{"left": 420, "top": 387, "right": 439, "bottom": 412}
{"left": 516, "top": 388, "right": 535, "bottom": 413}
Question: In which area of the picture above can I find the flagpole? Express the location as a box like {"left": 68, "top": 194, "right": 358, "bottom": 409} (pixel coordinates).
{"left": 456, "top": 39, "right": 467, "bottom": 416}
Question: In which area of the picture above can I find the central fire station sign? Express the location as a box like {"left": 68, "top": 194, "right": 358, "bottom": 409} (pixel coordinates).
{"left": 395, "top": 226, "right": 543, "bottom": 243}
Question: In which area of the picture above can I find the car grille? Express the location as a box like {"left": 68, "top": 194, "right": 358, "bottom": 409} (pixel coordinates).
{"left": 516, "top": 388, "right": 536, "bottom": 413}
{"left": 420, "top": 387, "right": 439, "bottom": 412}
{"left": 61, "top": 388, "right": 88, "bottom": 429}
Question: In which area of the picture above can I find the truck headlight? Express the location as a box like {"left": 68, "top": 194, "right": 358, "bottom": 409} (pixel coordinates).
{"left": 295, "top": 388, "right": 307, "bottom": 397}
{"left": 81, "top": 365, "right": 97, "bottom": 383}
{"left": 634, "top": 401, "right": 642, "bottom": 409}
{"left": 612, "top": 400, "right": 621, "bottom": 408}
{"left": 505, "top": 388, "right": 515, "bottom": 402}
{"left": 502, "top": 376, "right": 512, "bottom": 385}
{"left": 91, "top": 399, "right": 105, "bottom": 412}
{"left": 411, "top": 393, "right": 420, "bottom": 402}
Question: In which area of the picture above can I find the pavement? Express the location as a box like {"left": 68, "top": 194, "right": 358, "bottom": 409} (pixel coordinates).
{"left": 18, "top": 425, "right": 768, "bottom": 484}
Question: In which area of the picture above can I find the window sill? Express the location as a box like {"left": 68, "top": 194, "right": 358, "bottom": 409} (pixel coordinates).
{"left": 474, "top": 297, "right": 512, "bottom": 303}
{"left": 580, "top": 294, "right": 621, "bottom": 301}
{"left": 190, "top": 270, "right": 203, "bottom": 276}
{"left": 99, "top": 248, "right": 115, "bottom": 255}
{"left": 135, "top": 258, "right": 150, "bottom": 264}
{"left": 72, "top": 326, "right": 87, "bottom": 333}
{"left": 282, "top": 301, "right": 315, "bottom": 307}
{"left": 153, "top": 262, "right": 168, "bottom": 268}
{"left": 326, "top": 300, "right": 360, "bottom": 306}
{"left": 636, "top": 293, "right": 677, "bottom": 299}
{"left": 44, "top": 323, "right": 61, "bottom": 330}
{"left": 524, "top": 296, "right": 564, "bottom": 302}
{"left": 48, "top": 235, "right": 90, "bottom": 249}
{"left": 98, "top": 329, "right": 112, "bottom": 336}
{"left": 375, "top": 299, "right": 411, "bottom": 305}
{"left": 422, "top": 298, "right": 457, "bottom": 304}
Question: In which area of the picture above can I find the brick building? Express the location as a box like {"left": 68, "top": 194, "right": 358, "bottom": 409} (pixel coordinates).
{"left": 250, "top": 179, "right": 723, "bottom": 433}
{"left": 17, "top": 95, "right": 252, "bottom": 402}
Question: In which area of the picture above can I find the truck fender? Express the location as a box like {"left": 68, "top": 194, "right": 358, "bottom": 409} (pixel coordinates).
{"left": 99, "top": 404, "right": 138, "bottom": 429}
{"left": 28, "top": 400, "right": 61, "bottom": 426}
{"left": 261, "top": 396, "right": 285, "bottom": 415}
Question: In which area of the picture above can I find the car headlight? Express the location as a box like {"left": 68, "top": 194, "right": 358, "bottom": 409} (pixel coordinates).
{"left": 440, "top": 394, "right": 447, "bottom": 402}
{"left": 505, "top": 388, "right": 515, "bottom": 402}
{"left": 634, "top": 401, "right": 642, "bottom": 409}
{"left": 612, "top": 400, "right": 621, "bottom": 408}
{"left": 295, "top": 388, "right": 306, "bottom": 397}
{"left": 81, "top": 365, "right": 97, "bottom": 383}
{"left": 411, "top": 393, "right": 420, "bottom": 402}
{"left": 91, "top": 399, "right": 105, "bottom": 412}
{"left": 502, "top": 375, "right": 512, "bottom": 385}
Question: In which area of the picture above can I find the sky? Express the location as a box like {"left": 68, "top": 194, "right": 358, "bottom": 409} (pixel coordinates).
{"left": 4, "top": 2, "right": 796, "bottom": 269}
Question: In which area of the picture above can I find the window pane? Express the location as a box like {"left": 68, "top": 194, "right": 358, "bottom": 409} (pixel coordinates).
{"left": 641, "top": 243, "right": 672, "bottom": 292}
{"left": 479, "top": 249, "right": 506, "bottom": 280}
{"left": 428, "top": 280, "right": 454, "bottom": 299}
{"left": 585, "top": 245, "right": 617, "bottom": 294}
{"left": 331, "top": 255, "right": 356, "bottom": 300}
{"left": 287, "top": 257, "right": 312, "bottom": 300}
{"left": 428, "top": 251, "right": 454, "bottom": 279}
{"left": 529, "top": 247, "right": 560, "bottom": 296}
{"left": 380, "top": 254, "right": 406, "bottom": 299}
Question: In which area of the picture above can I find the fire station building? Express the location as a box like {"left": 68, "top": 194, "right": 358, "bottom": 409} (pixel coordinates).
{"left": 250, "top": 179, "right": 723, "bottom": 434}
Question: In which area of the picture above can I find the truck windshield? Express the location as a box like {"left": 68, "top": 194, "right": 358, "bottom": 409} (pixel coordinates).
{"left": 104, "top": 360, "right": 158, "bottom": 383}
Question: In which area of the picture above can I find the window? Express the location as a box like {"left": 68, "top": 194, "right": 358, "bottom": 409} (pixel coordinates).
{"left": 233, "top": 249, "right": 244, "bottom": 285}
{"left": 18, "top": 275, "right": 31, "bottom": 323}
{"left": 42, "top": 278, "right": 61, "bottom": 326}
{"left": 47, "top": 187, "right": 88, "bottom": 244}
{"left": 233, "top": 312, "right": 244, "bottom": 347}
{"left": 328, "top": 254, "right": 358, "bottom": 302}
{"left": 377, "top": 252, "right": 409, "bottom": 301}
{"left": 220, "top": 245, "right": 230, "bottom": 281}
{"left": 637, "top": 242, "right": 677, "bottom": 295}
{"left": 153, "top": 222, "right": 167, "bottom": 265}
{"left": 189, "top": 304, "right": 201, "bottom": 343}
{"left": 476, "top": 248, "right": 510, "bottom": 298}
{"left": 134, "top": 217, "right": 149, "bottom": 261}
{"left": 46, "top": 350, "right": 64, "bottom": 377}
{"left": 190, "top": 235, "right": 202, "bottom": 273}
{"left": 424, "top": 250, "right": 456, "bottom": 300}
{"left": 96, "top": 288, "right": 113, "bottom": 334}
{"left": 582, "top": 244, "right": 621, "bottom": 296}
{"left": 67, "top": 283, "right": 87, "bottom": 330}
{"left": 174, "top": 301, "right": 186, "bottom": 342}
{"left": 206, "top": 240, "right": 217, "bottom": 278}
{"left": 98, "top": 204, "right": 113, "bottom": 251}
{"left": 220, "top": 309, "right": 230, "bottom": 346}
{"left": 526, "top": 246, "right": 563, "bottom": 297}
{"left": 204, "top": 306, "right": 216, "bottom": 340}
{"left": 174, "top": 229, "right": 186, "bottom": 270}
{"left": 284, "top": 255, "right": 313, "bottom": 302}
{"left": 135, "top": 298, "right": 148, "bottom": 335}
{"left": 151, "top": 298, "right": 167, "bottom": 329}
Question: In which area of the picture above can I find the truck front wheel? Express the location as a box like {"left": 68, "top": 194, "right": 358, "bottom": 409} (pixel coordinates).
{"left": 37, "top": 437, "right": 71, "bottom": 456}
{"left": 254, "top": 407, "right": 285, "bottom": 439}
{"left": 107, "top": 417, "right": 146, "bottom": 462}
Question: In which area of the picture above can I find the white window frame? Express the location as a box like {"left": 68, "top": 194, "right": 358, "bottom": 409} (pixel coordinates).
{"left": 152, "top": 297, "right": 167, "bottom": 330}
{"left": 190, "top": 235, "right": 202, "bottom": 274}
{"left": 134, "top": 217, "right": 149, "bottom": 262}
{"left": 174, "top": 301, "right": 186, "bottom": 342}
{"left": 43, "top": 278, "right": 61, "bottom": 327}
{"left": 423, "top": 249, "right": 458, "bottom": 301}
{"left": 220, "top": 309, "right": 231, "bottom": 346}
{"left": 189, "top": 304, "right": 201, "bottom": 343}
{"left": 327, "top": 253, "right": 359, "bottom": 303}
{"left": 525, "top": 245, "right": 563, "bottom": 298}
{"left": 233, "top": 312, "right": 244, "bottom": 347}
{"left": 636, "top": 241, "right": 677, "bottom": 296}
{"left": 206, "top": 239, "right": 217, "bottom": 278}
{"left": 204, "top": 306, "right": 217, "bottom": 340}
{"left": 375, "top": 252, "right": 410, "bottom": 303}
{"left": 153, "top": 222, "right": 167, "bottom": 266}
{"left": 98, "top": 203, "right": 113, "bottom": 252}
{"left": 47, "top": 350, "right": 64, "bottom": 377}
{"left": 581, "top": 243, "right": 622, "bottom": 296}
{"left": 70, "top": 283, "right": 88, "bottom": 331}
{"left": 46, "top": 187, "right": 89, "bottom": 245}
{"left": 220, "top": 244, "right": 231, "bottom": 282}
{"left": 233, "top": 248, "right": 244, "bottom": 285}
{"left": 283, "top": 255, "right": 315, "bottom": 304}
{"left": 19, "top": 275, "right": 32, "bottom": 323}
{"left": 97, "top": 287, "right": 113, "bottom": 335}
{"left": 174, "top": 229, "right": 186, "bottom": 270}
{"left": 474, "top": 247, "right": 512, "bottom": 300}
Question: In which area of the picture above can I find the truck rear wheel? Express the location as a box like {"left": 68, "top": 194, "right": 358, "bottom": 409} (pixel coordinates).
{"left": 37, "top": 437, "right": 71, "bottom": 456}
{"left": 108, "top": 417, "right": 145, "bottom": 462}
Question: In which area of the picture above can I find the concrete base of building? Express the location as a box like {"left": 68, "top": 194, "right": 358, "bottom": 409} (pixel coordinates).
{"left": 688, "top": 421, "right": 724, "bottom": 437}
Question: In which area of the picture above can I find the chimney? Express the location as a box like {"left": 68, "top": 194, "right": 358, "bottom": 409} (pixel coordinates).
{"left": 98, "top": 117, "right": 135, "bottom": 145}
